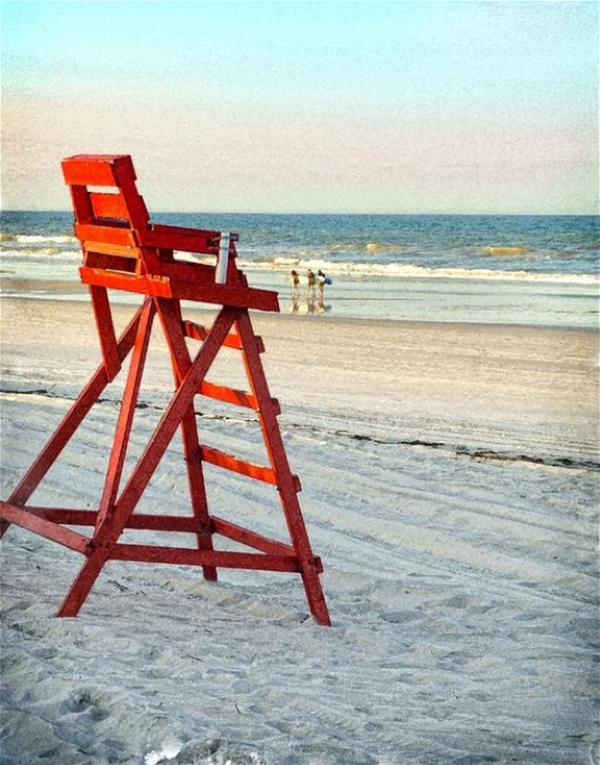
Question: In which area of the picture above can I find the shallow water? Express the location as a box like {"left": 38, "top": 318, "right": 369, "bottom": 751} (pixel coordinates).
{"left": 1, "top": 211, "right": 598, "bottom": 328}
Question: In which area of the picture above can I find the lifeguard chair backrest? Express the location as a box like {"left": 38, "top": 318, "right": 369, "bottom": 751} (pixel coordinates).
{"left": 62, "top": 154, "right": 149, "bottom": 228}
{"left": 62, "top": 155, "right": 151, "bottom": 274}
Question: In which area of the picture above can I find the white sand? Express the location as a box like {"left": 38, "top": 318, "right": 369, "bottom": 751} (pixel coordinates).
{"left": 1, "top": 298, "right": 598, "bottom": 765}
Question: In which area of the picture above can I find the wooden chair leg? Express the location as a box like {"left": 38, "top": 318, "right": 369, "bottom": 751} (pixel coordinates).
{"left": 236, "top": 310, "right": 331, "bottom": 625}
{"left": 96, "top": 300, "right": 155, "bottom": 530}
{"left": 57, "top": 547, "right": 111, "bottom": 617}
{"left": 154, "top": 297, "right": 218, "bottom": 581}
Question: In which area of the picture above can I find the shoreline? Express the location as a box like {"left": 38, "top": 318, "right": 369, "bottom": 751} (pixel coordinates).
{"left": 1, "top": 289, "right": 599, "bottom": 335}
{"left": 3, "top": 292, "right": 599, "bottom": 336}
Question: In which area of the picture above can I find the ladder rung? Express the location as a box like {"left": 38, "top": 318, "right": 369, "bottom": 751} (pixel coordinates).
{"left": 198, "top": 381, "right": 280, "bottom": 414}
{"left": 0, "top": 502, "right": 90, "bottom": 554}
{"left": 183, "top": 320, "right": 265, "bottom": 353}
{"left": 199, "top": 446, "right": 301, "bottom": 492}
{"left": 199, "top": 381, "right": 257, "bottom": 409}
{"left": 199, "top": 445, "right": 276, "bottom": 483}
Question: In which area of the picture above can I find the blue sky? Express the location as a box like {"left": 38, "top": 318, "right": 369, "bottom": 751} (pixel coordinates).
{"left": 1, "top": 1, "right": 598, "bottom": 213}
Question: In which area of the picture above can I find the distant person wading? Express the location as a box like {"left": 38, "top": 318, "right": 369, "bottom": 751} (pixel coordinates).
{"left": 306, "top": 269, "right": 317, "bottom": 300}
{"left": 290, "top": 269, "right": 300, "bottom": 299}
{"left": 317, "top": 269, "right": 328, "bottom": 298}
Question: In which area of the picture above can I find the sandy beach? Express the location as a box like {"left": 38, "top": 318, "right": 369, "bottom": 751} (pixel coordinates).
{"left": 1, "top": 297, "right": 598, "bottom": 765}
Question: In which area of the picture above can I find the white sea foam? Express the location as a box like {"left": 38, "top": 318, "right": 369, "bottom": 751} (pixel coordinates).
{"left": 1, "top": 240, "right": 597, "bottom": 287}
{"left": 14, "top": 234, "right": 76, "bottom": 244}
{"left": 237, "top": 257, "right": 599, "bottom": 286}
{"left": 0, "top": 248, "right": 81, "bottom": 261}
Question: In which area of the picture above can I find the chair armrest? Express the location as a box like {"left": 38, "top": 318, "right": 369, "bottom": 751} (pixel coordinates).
{"left": 138, "top": 224, "right": 238, "bottom": 255}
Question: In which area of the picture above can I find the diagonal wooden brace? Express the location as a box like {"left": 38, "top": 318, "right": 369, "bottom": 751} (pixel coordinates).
{"left": 56, "top": 307, "right": 237, "bottom": 616}
{"left": 0, "top": 301, "right": 149, "bottom": 539}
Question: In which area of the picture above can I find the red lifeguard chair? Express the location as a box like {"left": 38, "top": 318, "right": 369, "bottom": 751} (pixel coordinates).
{"left": 0, "top": 155, "right": 330, "bottom": 625}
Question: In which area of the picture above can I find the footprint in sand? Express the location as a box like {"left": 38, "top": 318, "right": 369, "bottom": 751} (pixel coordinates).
{"left": 61, "top": 689, "right": 110, "bottom": 721}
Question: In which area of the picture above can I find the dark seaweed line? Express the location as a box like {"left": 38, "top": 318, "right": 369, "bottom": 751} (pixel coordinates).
{"left": 319, "top": 427, "right": 600, "bottom": 471}
{"left": 2, "top": 386, "right": 598, "bottom": 473}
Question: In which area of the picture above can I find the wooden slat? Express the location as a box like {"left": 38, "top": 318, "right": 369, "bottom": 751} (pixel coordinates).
{"left": 200, "top": 446, "right": 301, "bottom": 492}
{"left": 84, "top": 242, "right": 140, "bottom": 259}
{"left": 184, "top": 320, "right": 265, "bottom": 353}
{"left": 26, "top": 508, "right": 200, "bottom": 533}
{"left": 149, "top": 259, "right": 216, "bottom": 283}
{"left": 198, "top": 381, "right": 281, "bottom": 415}
{"left": 199, "top": 381, "right": 257, "bottom": 409}
{"left": 79, "top": 266, "right": 278, "bottom": 312}
{"left": 75, "top": 223, "right": 135, "bottom": 246}
{"left": 184, "top": 320, "right": 243, "bottom": 350}
{"left": 150, "top": 223, "right": 238, "bottom": 242}
{"left": 109, "top": 543, "right": 301, "bottom": 572}
{"left": 22, "top": 507, "right": 315, "bottom": 568}
{"left": 199, "top": 445, "right": 276, "bottom": 484}
{"left": 62, "top": 155, "right": 136, "bottom": 186}
{"left": 0, "top": 502, "right": 89, "bottom": 553}
{"left": 26, "top": 507, "right": 98, "bottom": 525}
{"left": 172, "top": 280, "right": 278, "bottom": 312}
{"left": 84, "top": 252, "right": 138, "bottom": 273}
{"left": 89, "top": 192, "right": 129, "bottom": 220}
{"left": 139, "top": 228, "right": 220, "bottom": 255}
{"left": 125, "top": 514, "right": 198, "bottom": 532}
{"left": 22, "top": 508, "right": 305, "bottom": 562}
{"left": 80, "top": 267, "right": 172, "bottom": 297}
{"left": 152, "top": 223, "right": 238, "bottom": 241}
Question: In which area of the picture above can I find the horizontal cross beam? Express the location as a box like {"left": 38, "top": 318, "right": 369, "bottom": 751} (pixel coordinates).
{"left": 0, "top": 502, "right": 90, "bottom": 554}
{"left": 22, "top": 507, "right": 297, "bottom": 557}
{"left": 109, "top": 544, "right": 315, "bottom": 573}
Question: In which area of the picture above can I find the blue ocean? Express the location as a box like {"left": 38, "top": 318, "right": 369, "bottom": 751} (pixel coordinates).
{"left": 1, "top": 211, "right": 598, "bottom": 328}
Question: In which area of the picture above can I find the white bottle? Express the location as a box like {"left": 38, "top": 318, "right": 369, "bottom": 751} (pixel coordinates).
{"left": 215, "top": 232, "right": 230, "bottom": 284}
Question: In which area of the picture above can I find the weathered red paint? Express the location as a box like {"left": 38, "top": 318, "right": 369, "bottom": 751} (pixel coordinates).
{"left": 0, "top": 155, "right": 331, "bottom": 626}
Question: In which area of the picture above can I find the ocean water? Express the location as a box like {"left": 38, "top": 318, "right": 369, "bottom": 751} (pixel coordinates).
{"left": 1, "top": 211, "right": 598, "bottom": 327}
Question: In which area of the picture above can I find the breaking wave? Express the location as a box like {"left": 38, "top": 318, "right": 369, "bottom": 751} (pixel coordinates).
{"left": 14, "top": 234, "right": 76, "bottom": 244}
{"left": 0, "top": 248, "right": 81, "bottom": 261}
{"left": 482, "top": 245, "right": 530, "bottom": 256}
{"left": 236, "top": 257, "right": 598, "bottom": 285}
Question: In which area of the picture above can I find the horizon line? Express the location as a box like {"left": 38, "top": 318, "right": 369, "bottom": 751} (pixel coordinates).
{"left": 1, "top": 209, "right": 598, "bottom": 217}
